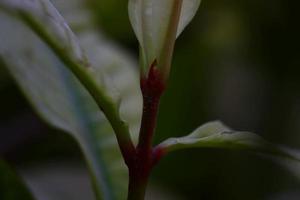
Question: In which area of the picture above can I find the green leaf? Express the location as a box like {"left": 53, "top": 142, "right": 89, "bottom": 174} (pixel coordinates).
{"left": 128, "top": 0, "right": 201, "bottom": 72}
{"left": 0, "top": 0, "right": 141, "bottom": 199}
{"left": 0, "top": 160, "right": 35, "bottom": 200}
{"left": 157, "top": 121, "right": 300, "bottom": 176}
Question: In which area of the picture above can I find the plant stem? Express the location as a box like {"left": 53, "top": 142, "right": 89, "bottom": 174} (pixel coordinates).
{"left": 127, "top": 1, "right": 184, "bottom": 195}
{"left": 127, "top": 62, "right": 165, "bottom": 200}
{"left": 127, "top": 168, "right": 150, "bottom": 200}
{"left": 127, "top": 4, "right": 184, "bottom": 198}
{"left": 137, "top": 69, "right": 163, "bottom": 159}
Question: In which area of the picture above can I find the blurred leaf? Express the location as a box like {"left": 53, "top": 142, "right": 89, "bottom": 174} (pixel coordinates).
{"left": 86, "top": 0, "right": 133, "bottom": 43}
{"left": 0, "top": 0, "right": 89, "bottom": 68}
{"left": 158, "top": 121, "right": 300, "bottom": 177}
{"left": 0, "top": 160, "right": 35, "bottom": 200}
{"left": 0, "top": 0, "right": 142, "bottom": 199}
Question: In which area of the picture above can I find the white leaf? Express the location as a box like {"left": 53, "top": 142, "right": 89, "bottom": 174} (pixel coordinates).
{"left": 0, "top": 0, "right": 142, "bottom": 199}
{"left": 157, "top": 121, "right": 300, "bottom": 179}
{"left": 0, "top": 0, "right": 88, "bottom": 67}
{"left": 128, "top": 0, "right": 201, "bottom": 69}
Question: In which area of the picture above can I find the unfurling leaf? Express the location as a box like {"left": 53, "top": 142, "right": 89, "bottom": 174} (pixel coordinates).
{"left": 128, "top": 0, "right": 201, "bottom": 74}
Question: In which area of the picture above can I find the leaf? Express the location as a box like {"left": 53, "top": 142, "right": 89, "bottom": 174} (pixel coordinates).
{"left": 157, "top": 121, "right": 300, "bottom": 176}
{"left": 50, "top": 0, "right": 142, "bottom": 136}
{"left": 0, "top": 0, "right": 88, "bottom": 67}
{"left": 0, "top": 160, "right": 35, "bottom": 200}
{"left": 128, "top": 0, "right": 201, "bottom": 70}
{"left": 0, "top": 0, "right": 142, "bottom": 199}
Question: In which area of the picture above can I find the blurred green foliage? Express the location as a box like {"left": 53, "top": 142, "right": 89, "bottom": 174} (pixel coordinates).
{"left": 0, "top": 160, "right": 34, "bottom": 200}
{"left": 1, "top": 0, "right": 300, "bottom": 199}
{"left": 87, "top": 0, "right": 135, "bottom": 47}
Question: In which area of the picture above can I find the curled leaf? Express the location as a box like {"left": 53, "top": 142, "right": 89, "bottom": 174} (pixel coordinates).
{"left": 128, "top": 0, "right": 201, "bottom": 74}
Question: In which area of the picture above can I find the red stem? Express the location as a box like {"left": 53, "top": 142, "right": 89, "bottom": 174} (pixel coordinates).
{"left": 127, "top": 62, "right": 165, "bottom": 200}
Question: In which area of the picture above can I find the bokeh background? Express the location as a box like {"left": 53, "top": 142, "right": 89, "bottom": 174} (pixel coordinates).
{"left": 1, "top": 0, "right": 300, "bottom": 199}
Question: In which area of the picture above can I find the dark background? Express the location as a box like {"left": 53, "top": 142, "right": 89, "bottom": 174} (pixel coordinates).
{"left": 1, "top": 0, "right": 300, "bottom": 199}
